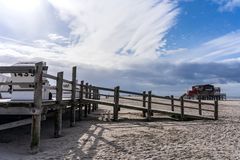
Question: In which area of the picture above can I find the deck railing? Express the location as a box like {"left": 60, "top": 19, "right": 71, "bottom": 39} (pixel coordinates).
{"left": 0, "top": 62, "right": 218, "bottom": 153}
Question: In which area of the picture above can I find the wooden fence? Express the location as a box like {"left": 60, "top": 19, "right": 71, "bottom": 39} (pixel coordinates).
{"left": 0, "top": 62, "right": 218, "bottom": 153}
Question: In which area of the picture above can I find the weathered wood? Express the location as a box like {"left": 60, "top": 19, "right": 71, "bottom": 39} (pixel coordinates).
{"left": 96, "top": 89, "right": 99, "bottom": 109}
{"left": 0, "top": 82, "right": 34, "bottom": 85}
{"left": 0, "top": 66, "right": 47, "bottom": 73}
{"left": 84, "top": 83, "right": 88, "bottom": 117}
{"left": 0, "top": 118, "right": 32, "bottom": 131}
{"left": 147, "top": 91, "right": 152, "bottom": 121}
{"left": 119, "top": 90, "right": 143, "bottom": 96}
{"left": 42, "top": 73, "right": 57, "bottom": 80}
{"left": 92, "top": 88, "right": 97, "bottom": 111}
{"left": 78, "top": 80, "right": 84, "bottom": 120}
{"left": 30, "top": 62, "right": 43, "bottom": 153}
{"left": 119, "top": 96, "right": 143, "bottom": 102}
{"left": 171, "top": 95, "right": 174, "bottom": 111}
{"left": 70, "top": 66, "right": 76, "bottom": 127}
{"left": 91, "top": 86, "right": 95, "bottom": 112}
{"left": 214, "top": 100, "right": 218, "bottom": 120}
{"left": 54, "top": 72, "right": 63, "bottom": 138}
{"left": 88, "top": 85, "right": 92, "bottom": 114}
{"left": 142, "top": 91, "right": 146, "bottom": 117}
{"left": 198, "top": 98, "right": 202, "bottom": 115}
{"left": 180, "top": 96, "right": 184, "bottom": 120}
{"left": 113, "top": 86, "right": 120, "bottom": 121}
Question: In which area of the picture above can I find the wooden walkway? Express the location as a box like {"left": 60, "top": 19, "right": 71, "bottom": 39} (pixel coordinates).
{"left": 0, "top": 62, "right": 218, "bottom": 153}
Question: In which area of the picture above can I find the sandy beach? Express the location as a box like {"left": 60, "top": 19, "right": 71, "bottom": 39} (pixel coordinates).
{"left": 0, "top": 100, "right": 240, "bottom": 160}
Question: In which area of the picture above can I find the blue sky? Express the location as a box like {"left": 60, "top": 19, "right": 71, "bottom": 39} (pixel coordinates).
{"left": 0, "top": 0, "right": 240, "bottom": 97}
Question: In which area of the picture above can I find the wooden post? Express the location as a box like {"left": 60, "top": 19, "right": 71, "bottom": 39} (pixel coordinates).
{"left": 147, "top": 91, "right": 152, "bottom": 121}
{"left": 70, "top": 66, "right": 76, "bottom": 127}
{"left": 91, "top": 86, "right": 95, "bottom": 112}
{"left": 214, "top": 100, "right": 218, "bottom": 120}
{"left": 88, "top": 85, "right": 92, "bottom": 114}
{"left": 93, "top": 88, "right": 97, "bottom": 111}
{"left": 96, "top": 89, "right": 99, "bottom": 110}
{"left": 54, "top": 72, "right": 63, "bottom": 138}
{"left": 84, "top": 83, "right": 88, "bottom": 117}
{"left": 180, "top": 96, "right": 184, "bottom": 120}
{"left": 171, "top": 95, "right": 174, "bottom": 111}
{"left": 78, "top": 80, "right": 84, "bottom": 121}
{"left": 113, "top": 86, "right": 120, "bottom": 121}
{"left": 142, "top": 91, "right": 146, "bottom": 117}
{"left": 198, "top": 98, "right": 202, "bottom": 115}
{"left": 30, "top": 62, "right": 43, "bottom": 153}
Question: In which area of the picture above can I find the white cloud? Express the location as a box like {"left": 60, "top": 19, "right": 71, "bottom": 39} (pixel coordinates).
{"left": 212, "top": 0, "right": 240, "bottom": 11}
{"left": 48, "top": 0, "right": 179, "bottom": 69}
{"left": 168, "top": 30, "right": 240, "bottom": 63}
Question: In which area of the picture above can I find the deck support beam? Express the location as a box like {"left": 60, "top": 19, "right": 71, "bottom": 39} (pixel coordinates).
{"left": 30, "top": 62, "right": 43, "bottom": 153}
{"left": 54, "top": 72, "right": 63, "bottom": 138}
{"left": 70, "top": 66, "right": 76, "bottom": 127}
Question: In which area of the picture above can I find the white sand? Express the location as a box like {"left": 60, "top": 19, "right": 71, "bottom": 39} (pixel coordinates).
{"left": 0, "top": 100, "right": 240, "bottom": 160}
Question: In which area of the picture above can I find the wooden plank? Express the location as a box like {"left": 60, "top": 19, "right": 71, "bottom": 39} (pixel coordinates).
{"left": 0, "top": 66, "right": 47, "bottom": 73}
{"left": 42, "top": 73, "right": 57, "bottom": 80}
{"left": 0, "top": 107, "right": 42, "bottom": 115}
{"left": 70, "top": 66, "right": 76, "bottom": 127}
{"left": 183, "top": 99, "right": 214, "bottom": 106}
{"left": 151, "top": 94, "right": 172, "bottom": 100}
{"left": 0, "top": 82, "right": 34, "bottom": 85}
{"left": 82, "top": 98, "right": 115, "bottom": 107}
{"left": 119, "top": 96, "right": 143, "bottom": 102}
{"left": 62, "top": 79, "right": 72, "bottom": 84}
{"left": 30, "top": 62, "right": 43, "bottom": 153}
{"left": 119, "top": 90, "right": 143, "bottom": 96}
{"left": 0, "top": 118, "right": 32, "bottom": 131}
{"left": 54, "top": 72, "right": 63, "bottom": 138}
{"left": 151, "top": 101, "right": 171, "bottom": 107}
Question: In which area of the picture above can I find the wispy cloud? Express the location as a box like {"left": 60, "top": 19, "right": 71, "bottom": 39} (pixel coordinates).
{"left": 167, "top": 30, "right": 240, "bottom": 63}
{"left": 48, "top": 0, "right": 179, "bottom": 68}
{"left": 211, "top": 0, "right": 240, "bottom": 11}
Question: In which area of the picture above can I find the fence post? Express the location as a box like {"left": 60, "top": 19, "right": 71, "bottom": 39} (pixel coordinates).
{"left": 70, "top": 66, "right": 76, "bottom": 127}
{"left": 96, "top": 89, "right": 99, "bottom": 110}
{"left": 198, "top": 98, "right": 202, "bottom": 115}
{"left": 78, "top": 80, "right": 84, "bottom": 121}
{"left": 54, "top": 72, "right": 63, "bottom": 138}
{"left": 214, "top": 100, "right": 218, "bottom": 120}
{"left": 84, "top": 83, "right": 88, "bottom": 117}
{"left": 171, "top": 95, "right": 174, "bottom": 111}
{"left": 147, "top": 91, "right": 152, "bottom": 121}
{"left": 91, "top": 86, "right": 95, "bottom": 112}
{"left": 93, "top": 88, "right": 97, "bottom": 111}
{"left": 88, "top": 85, "right": 92, "bottom": 114}
{"left": 30, "top": 62, "right": 43, "bottom": 153}
{"left": 142, "top": 91, "right": 146, "bottom": 117}
{"left": 113, "top": 86, "right": 120, "bottom": 121}
{"left": 180, "top": 96, "right": 184, "bottom": 120}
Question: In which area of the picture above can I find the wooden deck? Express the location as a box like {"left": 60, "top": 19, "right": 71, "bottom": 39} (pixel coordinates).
{"left": 0, "top": 62, "right": 219, "bottom": 153}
